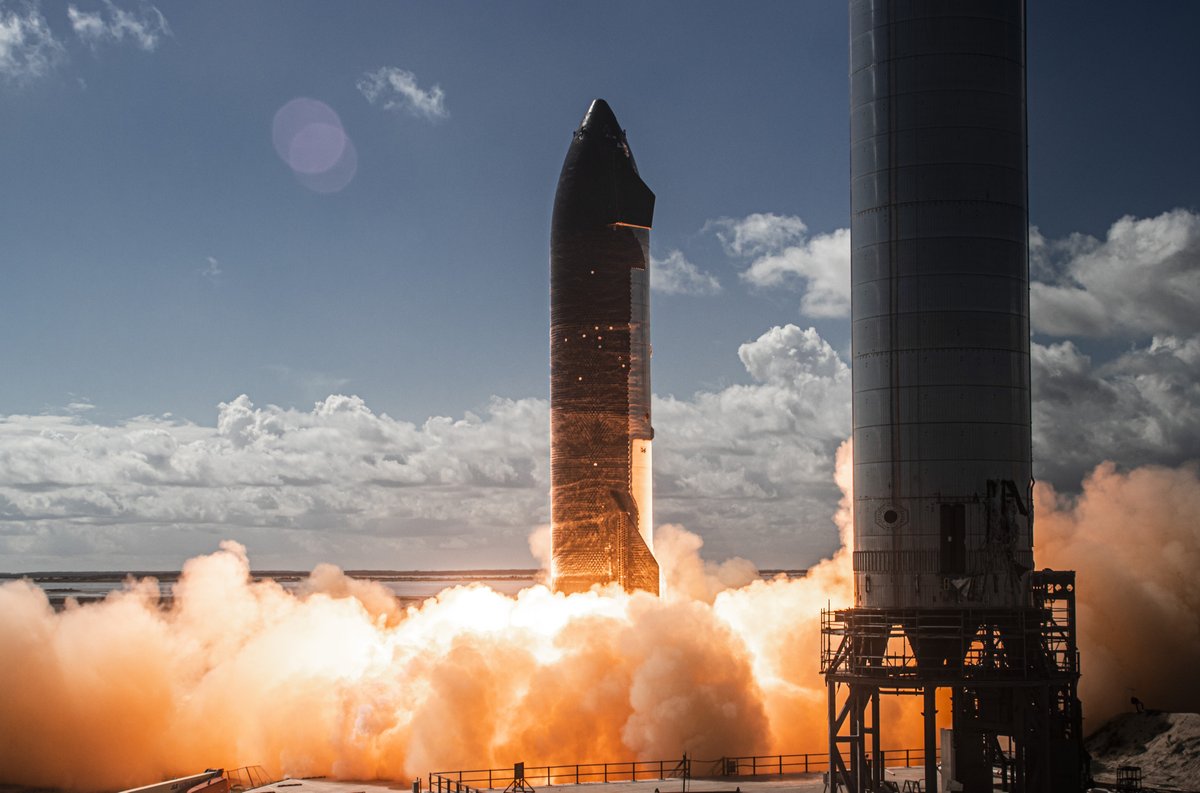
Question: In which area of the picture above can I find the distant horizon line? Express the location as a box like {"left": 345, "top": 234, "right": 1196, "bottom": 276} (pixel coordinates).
{"left": 1, "top": 567, "right": 809, "bottom": 581}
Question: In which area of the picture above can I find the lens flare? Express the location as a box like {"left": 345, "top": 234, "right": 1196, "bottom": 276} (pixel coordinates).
{"left": 288, "top": 122, "right": 347, "bottom": 175}
{"left": 272, "top": 98, "right": 357, "bottom": 193}
{"left": 295, "top": 136, "right": 358, "bottom": 194}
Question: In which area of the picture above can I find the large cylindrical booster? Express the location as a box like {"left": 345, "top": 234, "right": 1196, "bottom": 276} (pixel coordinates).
{"left": 850, "top": 0, "right": 1033, "bottom": 610}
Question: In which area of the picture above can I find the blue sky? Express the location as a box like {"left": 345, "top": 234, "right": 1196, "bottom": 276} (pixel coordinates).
{"left": 1, "top": 1, "right": 1198, "bottom": 570}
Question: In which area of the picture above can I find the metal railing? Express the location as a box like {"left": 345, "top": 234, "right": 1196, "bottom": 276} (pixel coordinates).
{"left": 431, "top": 748, "right": 934, "bottom": 790}
{"left": 431, "top": 759, "right": 686, "bottom": 791}
{"left": 224, "top": 766, "right": 273, "bottom": 792}
{"left": 710, "top": 748, "right": 934, "bottom": 777}
{"left": 821, "top": 571, "right": 1081, "bottom": 684}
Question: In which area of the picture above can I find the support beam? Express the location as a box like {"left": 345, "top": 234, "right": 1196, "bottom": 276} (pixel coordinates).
{"left": 870, "top": 690, "right": 881, "bottom": 791}
{"left": 821, "top": 581, "right": 1088, "bottom": 792}
{"left": 924, "top": 686, "right": 939, "bottom": 793}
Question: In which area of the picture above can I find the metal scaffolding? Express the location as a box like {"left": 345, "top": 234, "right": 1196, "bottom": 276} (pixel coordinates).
{"left": 821, "top": 571, "right": 1088, "bottom": 792}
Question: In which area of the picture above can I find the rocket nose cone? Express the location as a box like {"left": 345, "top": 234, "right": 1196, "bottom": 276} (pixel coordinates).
{"left": 579, "top": 99, "right": 621, "bottom": 136}
{"left": 553, "top": 97, "right": 654, "bottom": 230}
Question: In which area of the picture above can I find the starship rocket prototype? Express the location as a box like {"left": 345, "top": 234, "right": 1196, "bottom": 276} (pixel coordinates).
{"left": 550, "top": 99, "right": 659, "bottom": 595}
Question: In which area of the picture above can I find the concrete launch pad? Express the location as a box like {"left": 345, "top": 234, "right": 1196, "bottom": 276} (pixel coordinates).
{"left": 245, "top": 781, "right": 412, "bottom": 793}
{"left": 243, "top": 776, "right": 932, "bottom": 793}
{"left": 243, "top": 767, "right": 974, "bottom": 793}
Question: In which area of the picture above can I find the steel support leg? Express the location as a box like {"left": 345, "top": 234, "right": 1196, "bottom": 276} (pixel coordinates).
{"left": 924, "top": 686, "right": 939, "bottom": 793}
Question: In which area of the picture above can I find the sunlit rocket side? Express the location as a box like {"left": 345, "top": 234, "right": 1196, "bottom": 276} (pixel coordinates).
{"left": 550, "top": 99, "right": 659, "bottom": 595}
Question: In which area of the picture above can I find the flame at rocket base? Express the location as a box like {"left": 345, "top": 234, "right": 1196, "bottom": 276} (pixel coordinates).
{"left": 549, "top": 99, "right": 659, "bottom": 595}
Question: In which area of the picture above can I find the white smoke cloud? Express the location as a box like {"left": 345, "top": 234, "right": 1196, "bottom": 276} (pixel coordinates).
{"left": 0, "top": 443, "right": 870, "bottom": 793}
{"left": 650, "top": 250, "right": 721, "bottom": 296}
{"left": 709, "top": 213, "right": 851, "bottom": 318}
{"left": 357, "top": 67, "right": 448, "bottom": 121}
{"left": 1031, "top": 209, "right": 1200, "bottom": 338}
{"left": 0, "top": 527, "right": 843, "bottom": 792}
{"left": 0, "top": 1, "right": 64, "bottom": 83}
{"left": 68, "top": 0, "right": 170, "bottom": 52}
{"left": 0, "top": 442, "right": 1194, "bottom": 791}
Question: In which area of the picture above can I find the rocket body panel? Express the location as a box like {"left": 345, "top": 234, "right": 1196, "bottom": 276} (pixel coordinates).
{"left": 849, "top": 0, "right": 1033, "bottom": 610}
{"left": 550, "top": 100, "right": 659, "bottom": 595}
{"left": 837, "top": 8, "right": 1089, "bottom": 787}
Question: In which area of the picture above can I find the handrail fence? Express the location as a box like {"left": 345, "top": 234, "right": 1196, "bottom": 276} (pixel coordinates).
{"left": 430, "top": 759, "right": 684, "bottom": 792}
{"left": 713, "top": 748, "right": 935, "bottom": 777}
{"left": 430, "top": 747, "right": 933, "bottom": 791}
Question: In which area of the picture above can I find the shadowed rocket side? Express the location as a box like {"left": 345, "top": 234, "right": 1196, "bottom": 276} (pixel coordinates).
{"left": 550, "top": 99, "right": 659, "bottom": 595}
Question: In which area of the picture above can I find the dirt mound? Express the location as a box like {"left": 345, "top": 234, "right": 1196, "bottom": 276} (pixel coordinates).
{"left": 1087, "top": 711, "right": 1200, "bottom": 789}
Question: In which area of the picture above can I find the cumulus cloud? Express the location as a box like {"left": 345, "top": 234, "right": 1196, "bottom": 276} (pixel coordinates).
{"left": 650, "top": 250, "right": 720, "bottom": 296}
{"left": 10, "top": 305, "right": 1194, "bottom": 571}
{"left": 653, "top": 325, "right": 851, "bottom": 561}
{"left": 0, "top": 1, "right": 64, "bottom": 83}
{"left": 710, "top": 213, "right": 851, "bottom": 318}
{"left": 713, "top": 207, "right": 1200, "bottom": 335}
{"left": 0, "top": 326, "right": 854, "bottom": 571}
{"left": 1, "top": 317, "right": 1195, "bottom": 570}
{"left": 737, "top": 323, "right": 846, "bottom": 385}
{"left": 357, "top": 67, "right": 448, "bottom": 121}
{"left": 0, "top": 395, "right": 550, "bottom": 570}
{"left": 1030, "top": 208, "right": 1200, "bottom": 338}
{"left": 68, "top": 0, "right": 170, "bottom": 52}
{"left": 696, "top": 206, "right": 1200, "bottom": 490}
{"left": 1008, "top": 210, "right": 1200, "bottom": 486}
{"left": 1031, "top": 334, "right": 1200, "bottom": 487}
{"left": 6, "top": 197, "right": 1199, "bottom": 572}
{"left": 712, "top": 213, "right": 809, "bottom": 258}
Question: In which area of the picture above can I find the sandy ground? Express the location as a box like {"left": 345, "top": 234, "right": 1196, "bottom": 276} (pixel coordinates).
{"left": 1087, "top": 711, "right": 1200, "bottom": 790}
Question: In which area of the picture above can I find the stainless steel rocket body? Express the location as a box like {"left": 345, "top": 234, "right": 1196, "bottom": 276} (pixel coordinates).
{"left": 550, "top": 100, "right": 659, "bottom": 595}
{"left": 850, "top": 0, "right": 1033, "bottom": 610}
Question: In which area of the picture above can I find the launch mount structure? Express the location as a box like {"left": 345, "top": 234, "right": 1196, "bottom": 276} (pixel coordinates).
{"left": 822, "top": 571, "right": 1085, "bottom": 791}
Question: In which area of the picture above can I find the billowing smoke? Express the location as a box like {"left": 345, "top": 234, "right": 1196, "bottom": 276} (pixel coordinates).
{"left": 0, "top": 542, "right": 746, "bottom": 790}
{"left": 0, "top": 442, "right": 856, "bottom": 793}
{"left": 3, "top": 441, "right": 1194, "bottom": 792}
{"left": 1035, "top": 461, "right": 1200, "bottom": 726}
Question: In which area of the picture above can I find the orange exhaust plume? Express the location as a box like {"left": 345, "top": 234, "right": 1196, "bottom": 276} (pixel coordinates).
{"left": 1035, "top": 461, "right": 1200, "bottom": 726}
{"left": 2, "top": 443, "right": 1185, "bottom": 791}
